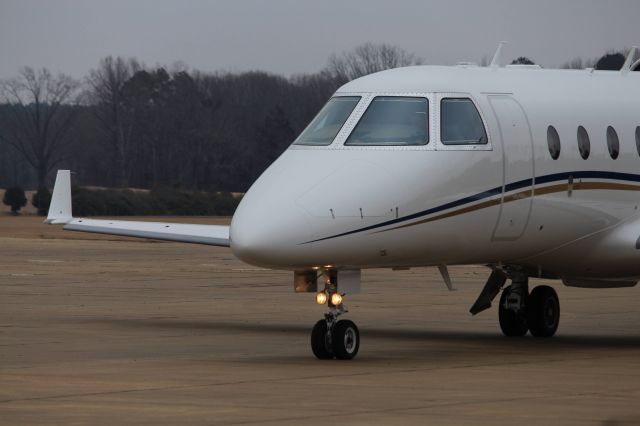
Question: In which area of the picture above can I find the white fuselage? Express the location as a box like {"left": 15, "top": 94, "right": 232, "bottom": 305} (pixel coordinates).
{"left": 230, "top": 65, "right": 640, "bottom": 282}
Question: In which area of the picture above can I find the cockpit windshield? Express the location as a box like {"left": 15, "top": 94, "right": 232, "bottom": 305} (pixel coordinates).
{"left": 440, "top": 98, "right": 487, "bottom": 145}
{"left": 345, "top": 97, "right": 429, "bottom": 146}
{"left": 293, "top": 96, "right": 361, "bottom": 146}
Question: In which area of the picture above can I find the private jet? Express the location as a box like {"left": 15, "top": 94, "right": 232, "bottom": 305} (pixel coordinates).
{"left": 46, "top": 45, "right": 640, "bottom": 360}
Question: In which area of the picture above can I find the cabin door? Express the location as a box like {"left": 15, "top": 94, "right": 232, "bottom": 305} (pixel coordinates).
{"left": 488, "top": 95, "right": 534, "bottom": 240}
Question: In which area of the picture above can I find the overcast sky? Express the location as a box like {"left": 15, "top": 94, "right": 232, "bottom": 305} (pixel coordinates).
{"left": 0, "top": 0, "right": 638, "bottom": 79}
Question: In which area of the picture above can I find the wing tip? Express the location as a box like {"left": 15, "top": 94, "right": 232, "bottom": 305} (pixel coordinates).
{"left": 46, "top": 170, "right": 73, "bottom": 225}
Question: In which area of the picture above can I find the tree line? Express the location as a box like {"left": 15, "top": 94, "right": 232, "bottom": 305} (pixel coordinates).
{"left": 0, "top": 44, "right": 635, "bottom": 215}
{"left": 0, "top": 43, "right": 424, "bottom": 195}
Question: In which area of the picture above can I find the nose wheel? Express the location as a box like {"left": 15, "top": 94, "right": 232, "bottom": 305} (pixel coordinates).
{"left": 311, "top": 319, "right": 332, "bottom": 359}
{"left": 311, "top": 300, "right": 360, "bottom": 360}
{"left": 333, "top": 320, "right": 360, "bottom": 359}
{"left": 311, "top": 317, "right": 360, "bottom": 360}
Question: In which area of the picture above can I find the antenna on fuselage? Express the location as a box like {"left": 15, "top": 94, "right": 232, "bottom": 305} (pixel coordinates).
{"left": 621, "top": 46, "right": 639, "bottom": 74}
{"left": 489, "top": 41, "right": 508, "bottom": 68}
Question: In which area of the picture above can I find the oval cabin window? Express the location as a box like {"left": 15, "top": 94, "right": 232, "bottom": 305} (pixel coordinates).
{"left": 607, "top": 126, "right": 619, "bottom": 159}
{"left": 577, "top": 126, "right": 590, "bottom": 160}
{"left": 547, "top": 126, "right": 561, "bottom": 160}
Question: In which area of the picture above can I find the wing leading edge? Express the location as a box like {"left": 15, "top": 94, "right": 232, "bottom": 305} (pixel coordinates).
{"left": 45, "top": 170, "right": 230, "bottom": 247}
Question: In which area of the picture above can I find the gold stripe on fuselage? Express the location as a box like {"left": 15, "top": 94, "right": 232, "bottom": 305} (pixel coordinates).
{"left": 376, "top": 181, "right": 640, "bottom": 234}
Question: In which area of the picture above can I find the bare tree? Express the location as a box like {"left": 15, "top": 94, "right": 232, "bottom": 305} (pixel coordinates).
{"left": 562, "top": 57, "right": 586, "bottom": 69}
{"left": 0, "top": 67, "right": 80, "bottom": 198}
{"left": 326, "top": 42, "right": 423, "bottom": 83}
{"left": 87, "top": 56, "right": 141, "bottom": 187}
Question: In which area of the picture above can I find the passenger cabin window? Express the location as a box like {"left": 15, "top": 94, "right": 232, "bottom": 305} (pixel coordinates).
{"left": 547, "top": 126, "right": 561, "bottom": 160}
{"left": 440, "top": 98, "right": 487, "bottom": 145}
{"left": 607, "top": 126, "right": 619, "bottom": 159}
{"left": 577, "top": 126, "right": 590, "bottom": 159}
{"left": 294, "top": 96, "right": 360, "bottom": 146}
{"left": 345, "top": 96, "right": 429, "bottom": 146}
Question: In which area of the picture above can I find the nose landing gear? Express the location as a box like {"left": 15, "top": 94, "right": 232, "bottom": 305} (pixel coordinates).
{"left": 311, "top": 295, "right": 360, "bottom": 360}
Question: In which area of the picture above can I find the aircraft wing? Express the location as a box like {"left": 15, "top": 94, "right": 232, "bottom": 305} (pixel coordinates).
{"left": 44, "top": 170, "right": 230, "bottom": 247}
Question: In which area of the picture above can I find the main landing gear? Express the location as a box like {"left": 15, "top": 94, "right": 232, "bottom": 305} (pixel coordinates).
{"left": 499, "top": 276, "right": 560, "bottom": 338}
{"left": 311, "top": 290, "right": 360, "bottom": 360}
{"left": 470, "top": 270, "right": 560, "bottom": 337}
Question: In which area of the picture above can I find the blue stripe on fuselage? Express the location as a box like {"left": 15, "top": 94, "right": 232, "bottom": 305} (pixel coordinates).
{"left": 302, "top": 171, "right": 640, "bottom": 244}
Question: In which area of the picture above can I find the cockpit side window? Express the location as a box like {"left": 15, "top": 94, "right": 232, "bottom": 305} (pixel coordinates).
{"left": 345, "top": 96, "right": 429, "bottom": 146}
{"left": 440, "top": 98, "right": 488, "bottom": 145}
{"left": 293, "top": 96, "right": 361, "bottom": 146}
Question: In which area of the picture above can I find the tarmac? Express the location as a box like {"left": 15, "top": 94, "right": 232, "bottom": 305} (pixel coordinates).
{"left": 2, "top": 216, "right": 640, "bottom": 425}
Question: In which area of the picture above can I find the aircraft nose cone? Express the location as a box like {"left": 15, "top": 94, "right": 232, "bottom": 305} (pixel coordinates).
{"left": 230, "top": 191, "right": 313, "bottom": 269}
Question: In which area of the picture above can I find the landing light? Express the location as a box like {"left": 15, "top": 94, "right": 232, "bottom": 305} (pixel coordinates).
{"left": 315, "top": 292, "right": 327, "bottom": 305}
{"left": 330, "top": 293, "right": 343, "bottom": 306}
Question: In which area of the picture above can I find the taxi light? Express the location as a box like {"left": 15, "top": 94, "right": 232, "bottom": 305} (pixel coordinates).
{"left": 330, "top": 293, "right": 343, "bottom": 306}
{"left": 316, "top": 292, "right": 327, "bottom": 305}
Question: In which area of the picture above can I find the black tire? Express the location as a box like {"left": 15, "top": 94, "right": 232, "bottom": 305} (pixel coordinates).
{"left": 527, "top": 285, "right": 560, "bottom": 337}
{"left": 311, "top": 320, "right": 333, "bottom": 359}
{"left": 332, "top": 320, "right": 360, "bottom": 360}
{"left": 499, "top": 285, "right": 529, "bottom": 337}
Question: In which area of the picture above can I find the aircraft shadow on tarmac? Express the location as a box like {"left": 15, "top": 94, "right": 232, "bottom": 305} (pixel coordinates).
{"left": 87, "top": 317, "right": 640, "bottom": 351}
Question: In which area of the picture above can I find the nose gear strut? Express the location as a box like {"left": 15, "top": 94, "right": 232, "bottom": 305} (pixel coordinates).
{"left": 310, "top": 271, "right": 360, "bottom": 360}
